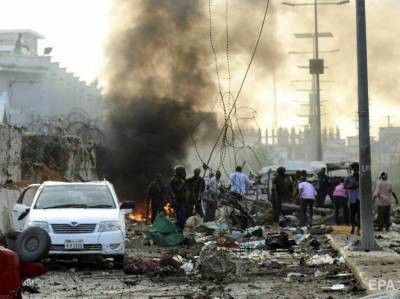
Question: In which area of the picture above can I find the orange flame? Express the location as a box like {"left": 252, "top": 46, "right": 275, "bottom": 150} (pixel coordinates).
{"left": 128, "top": 211, "right": 146, "bottom": 222}
{"left": 163, "top": 202, "right": 174, "bottom": 217}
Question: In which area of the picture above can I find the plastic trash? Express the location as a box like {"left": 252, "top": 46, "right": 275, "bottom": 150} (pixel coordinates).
{"left": 265, "top": 232, "right": 295, "bottom": 250}
{"left": 145, "top": 214, "right": 184, "bottom": 246}
{"left": 181, "top": 260, "right": 194, "bottom": 275}
{"left": 314, "top": 270, "right": 324, "bottom": 277}
{"left": 306, "top": 254, "right": 335, "bottom": 266}
{"left": 293, "top": 233, "right": 310, "bottom": 245}
{"left": 194, "top": 222, "right": 229, "bottom": 235}
{"left": 239, "top": 240, "right": 266, "bottom": 250}
{"left": 285, "top": 272, "right": 304, "bottom": 282}
{"left": 335, "top": 256, "right": 345, "bottom": 264}
{"left": 321, "top": 283, "right": 346, "bottom": 291}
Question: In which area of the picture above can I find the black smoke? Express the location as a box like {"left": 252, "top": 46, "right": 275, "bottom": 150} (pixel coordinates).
{"left": 102, "top": 0, "right": 217, "bottom": 200}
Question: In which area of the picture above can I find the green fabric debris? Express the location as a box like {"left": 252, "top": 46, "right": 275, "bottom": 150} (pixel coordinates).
{"left": 145, "top": 214, "right": 184, "bottom": 247}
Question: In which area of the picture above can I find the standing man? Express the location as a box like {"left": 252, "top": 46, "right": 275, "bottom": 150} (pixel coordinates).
{"left": 317, "top": 168, "right": 331, "bottom": 208}
{"left": 229, "top": 166, "right": 250, "bottom": 197}
{"left": 147, "top": 173, "right": 166, "bottom": 222}
{"left": 186, "top": 168, "right": 205, "bottom": 217}
{"left": 298, "top": 174, "right": 317, "bottom": 227}
{"left": 205, "top": 171, "right": 214, "bottom": 190}
{"left": 345, "top": 162, "right": 360, "bottom": 234}
{"left": 374, "top": 171, "right": 399, "bottom": 232}
{"left": 168, "top": 166, "right": 187, "bottom": 229}
{"left": 205, "top": 170, "right": 223, "bottom": 221}
{"left": 271, "top": 167, "right": 292, "bottom": 223}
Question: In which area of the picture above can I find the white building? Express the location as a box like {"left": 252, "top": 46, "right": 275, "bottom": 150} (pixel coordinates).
{"left": 346, "top": 136, "right": 359, "bottom": 162}
{"left": 378, "top": 126, "right": 400, "bottom": 167}
{"left": 0, "top": 29, "right": 104, "bottom": 126}
{"left": 324, "top": 138, "right": 347, "bottom": 162}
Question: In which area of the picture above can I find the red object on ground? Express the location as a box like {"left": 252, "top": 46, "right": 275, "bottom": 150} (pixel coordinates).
{"left": 223, "top": 241, "right": 240, "bottom": 248}
{"left": 0, "top": 247, "right": 20, "bottom": 299}
{"left": 19, "top": 261, "right": 47, "bottom": 281}
{"left": 0, "top": 247, "right": 47, "bottom": 299}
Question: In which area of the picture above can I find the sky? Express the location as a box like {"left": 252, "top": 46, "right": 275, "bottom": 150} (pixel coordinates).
{"left": 1, "top": 0, "right": 399, "bottom": 138}
{"left": 0, "top": 0, "right": 111, "bottom": 84}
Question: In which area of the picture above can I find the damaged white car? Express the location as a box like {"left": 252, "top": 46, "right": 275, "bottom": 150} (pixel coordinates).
{"left": 10, "top": 181, "right": 134, "bottom": 266}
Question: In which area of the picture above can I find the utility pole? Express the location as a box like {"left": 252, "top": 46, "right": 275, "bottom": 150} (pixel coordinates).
{"left": 283, "top": 0, "right": 349, "bottom": 161}
{"left": 355, "top": 0, "right": 376, "bottom": 251}
{"left": 313, "top": 0, "right": 322, "bottom": 161}
{"left": 386, "top": 115, "right": 392, "bottom": 127}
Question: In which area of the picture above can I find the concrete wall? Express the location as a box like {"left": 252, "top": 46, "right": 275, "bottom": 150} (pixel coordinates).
{"left": 0, "top": 187, "right": 20, "bottom": 234}
{"left": 22, "top": 134, "right": 99, "bottom": 182}
{"left": 0, "top": 54, "right": 104, "bottom": 127}
{"left": 0, "top": 125, "right": 21, "bottom": 184}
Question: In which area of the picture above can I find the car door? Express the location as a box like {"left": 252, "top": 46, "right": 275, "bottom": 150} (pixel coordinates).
{"left": 11, "top": 184, "right": 40, "bottom": 232}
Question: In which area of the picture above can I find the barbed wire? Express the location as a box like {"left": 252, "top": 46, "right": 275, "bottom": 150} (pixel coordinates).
{"left": 25, "top": 110, "right": 104, "bottom": 144}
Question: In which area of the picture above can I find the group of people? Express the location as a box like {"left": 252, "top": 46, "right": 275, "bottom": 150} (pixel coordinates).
{"left": 146, "top": 166, "right": 208, "bottom": 229}
{"left": 271, "top": 167, "right": 321, "bottom": 228}
{"left": 334, "top": 165, "right": 399, "bottom": 233}
{"left": 146, "top": 165, "right": 252, "bottom": 229}
{"left": 272, "top": 162, "right": 399, "bottom": 233}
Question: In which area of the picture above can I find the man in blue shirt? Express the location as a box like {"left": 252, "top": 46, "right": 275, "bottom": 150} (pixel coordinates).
{"left": 229, "top": 166, "right": 250, "bottom": 196}
{"left": 344, "top": 163, "right": 360, "bottom": 234}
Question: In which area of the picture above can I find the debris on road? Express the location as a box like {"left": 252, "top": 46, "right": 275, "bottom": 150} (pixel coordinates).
{"left": 321, "top": 283, "right": 346, "bottom": 292}
{"left": 145, "top": 214, "right": 184, "bottom": 247}
{"left": 306, "top": 254, "right": 335, "bottom": 266}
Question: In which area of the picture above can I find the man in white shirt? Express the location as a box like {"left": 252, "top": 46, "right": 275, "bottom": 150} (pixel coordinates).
{"left": 374, "top": 171, "right": 399, "bottom": 231}
{"left": 229, "top": 166, "right": 251, "bottom": 196}
{"left": 205, "top": 171, "right": 214, "bottom": 191}
{"left": 208, "top": 170, "right": 223, "bottom": 193}
{"left": 205, "top": 170, "right": 224, "bottom": 221}
{"left": 298, "top": 175, "right": 317, "bottom": 227}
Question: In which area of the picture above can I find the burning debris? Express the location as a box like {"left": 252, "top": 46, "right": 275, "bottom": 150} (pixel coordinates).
{"left": 163, "top": 202, "right": 174, "bottom": 217}
{"left": 128, "top": 211, "right": 146, "bottom": 223}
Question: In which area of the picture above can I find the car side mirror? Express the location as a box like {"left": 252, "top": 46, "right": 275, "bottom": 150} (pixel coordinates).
{"left": 120, "top": 201, "right": 135, "bottom": 213}
{"left": 18, "top": 208, "right": 30, "bottom": 221}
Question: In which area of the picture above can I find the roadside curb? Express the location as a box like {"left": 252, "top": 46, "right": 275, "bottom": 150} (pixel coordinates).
{"left": 328, "top": 234, "right": 400, "bottom": 294}
{"left": 327, "top": 234, "right": 370, "bottom": 292}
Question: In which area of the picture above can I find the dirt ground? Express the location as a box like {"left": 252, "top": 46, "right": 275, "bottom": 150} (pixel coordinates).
{"left": 20, "top": 221, "right": 368, "bottom": 299}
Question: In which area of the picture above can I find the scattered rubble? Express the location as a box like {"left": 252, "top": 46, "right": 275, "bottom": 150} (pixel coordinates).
{"left": 306, "top": 254, "right": 335, "bottom": 266}
{"left": 18, "top": 193, "right": 368, "bottom": 298}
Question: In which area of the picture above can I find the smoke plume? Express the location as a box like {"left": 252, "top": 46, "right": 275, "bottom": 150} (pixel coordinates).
{"left": 101, "top": 0, "right": 286, "bottom": 199}
{"left": 102, "top": 0, "right": 217, "bottom": 200}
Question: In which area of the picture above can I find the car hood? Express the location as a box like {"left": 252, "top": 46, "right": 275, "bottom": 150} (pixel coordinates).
{"left": 29, "top": 208, "right": 120, "bottom": 224}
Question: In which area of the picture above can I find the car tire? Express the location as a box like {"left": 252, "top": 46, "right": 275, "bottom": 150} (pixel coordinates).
{"left": 16, "top": 227, "right": 51, "bottom": 262}
{"left": 113, "top": 254, "right": 127, "bottom": 269}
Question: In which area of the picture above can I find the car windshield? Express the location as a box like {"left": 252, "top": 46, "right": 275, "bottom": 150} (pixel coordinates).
{"left": 34, "top": 185, "right": 116, "bottom": 209}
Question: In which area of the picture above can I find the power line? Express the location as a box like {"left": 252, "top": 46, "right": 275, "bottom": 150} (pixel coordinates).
{"left": 204, "top": 0, "right": 271, "bottom": 172}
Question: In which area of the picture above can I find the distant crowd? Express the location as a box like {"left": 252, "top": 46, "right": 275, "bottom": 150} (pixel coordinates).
{"left": 272, "top": 162, "right": 398, "bottom": 233}
{"left": 146, "top": 162, "right": 398, "bottom": 233}
{"left": 146, "top": 165, "right": 254, "bottom": 229}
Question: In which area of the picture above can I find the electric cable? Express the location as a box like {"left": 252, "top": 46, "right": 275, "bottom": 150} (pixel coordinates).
{"left": 204, "top": 0, "right": 271, "bottom": 172}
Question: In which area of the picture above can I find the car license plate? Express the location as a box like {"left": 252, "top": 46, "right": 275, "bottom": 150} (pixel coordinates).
{"left": 64, "top": 239, "right": 84, "bottom": 250}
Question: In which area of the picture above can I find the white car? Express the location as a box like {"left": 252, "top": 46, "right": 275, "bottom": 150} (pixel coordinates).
{"left": 10, "top": 181, "right": 134, "bottom": 265}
